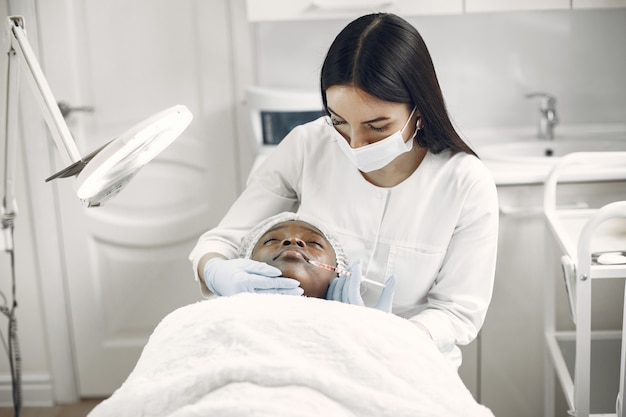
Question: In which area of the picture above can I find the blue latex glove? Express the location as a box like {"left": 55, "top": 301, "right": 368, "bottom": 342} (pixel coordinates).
{"left": 326, "top": 260, "right": 396, "bottom": 313}
{"left": 203, "top": 258, "right": 304, "bottom": 296}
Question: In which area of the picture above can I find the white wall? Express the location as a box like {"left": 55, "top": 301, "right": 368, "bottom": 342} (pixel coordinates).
{"left": 253, "top": 9, "right": 626, "bottom": 134}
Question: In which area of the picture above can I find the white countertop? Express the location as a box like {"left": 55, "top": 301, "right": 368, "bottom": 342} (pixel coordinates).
{"left": 479, "top": 160, "right": 626, "bottom": 186}
{"left": 466, "top": 124, "right": 626, "bottom": 186}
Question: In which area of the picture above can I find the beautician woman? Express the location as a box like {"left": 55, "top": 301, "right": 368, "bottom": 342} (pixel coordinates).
{"left": 189, "top": 13, "right": 498, "bottom": 368}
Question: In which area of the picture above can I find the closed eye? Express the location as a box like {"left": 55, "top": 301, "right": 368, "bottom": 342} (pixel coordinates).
{"left": 367, "top": 124, "right": 389, "bottom": 133}
{"left": 332, "top": 118, "right": 388, "bottom": 133}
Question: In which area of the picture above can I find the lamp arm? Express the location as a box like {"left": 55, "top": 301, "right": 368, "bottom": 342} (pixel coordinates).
{"left": 2, "top": 19, "right": 21, "bottom": 251}
{"left": 8, "top": 16, "right": 82, "bottom": 166}
{"left": 2, "top": 16, "right": 83, "bottom": 251}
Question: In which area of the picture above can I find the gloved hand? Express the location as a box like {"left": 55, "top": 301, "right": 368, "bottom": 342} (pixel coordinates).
{"left": 326, "top": 260, "right": 396, "bottom": 313}
{"left": 203, "top": 258, "right": 304, "bottom": 296}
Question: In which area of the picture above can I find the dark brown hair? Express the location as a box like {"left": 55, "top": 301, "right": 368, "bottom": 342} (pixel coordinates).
{"left": 321, "top": 13, "right": 475, "bottom": 156}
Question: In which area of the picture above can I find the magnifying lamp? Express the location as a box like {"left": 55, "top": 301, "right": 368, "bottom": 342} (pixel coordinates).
{"left": 1, "top": 15, "right": 193, "bottom": 412}
{"left": 46, "top": 104, "right": 193, "bottom": 207}
{"left": 2, "top": 15, "right": 193, "bottom": 217}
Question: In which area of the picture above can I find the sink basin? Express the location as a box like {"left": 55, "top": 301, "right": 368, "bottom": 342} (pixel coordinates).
{"left": 479, "top": 134, "right": 626, "bottom": 164}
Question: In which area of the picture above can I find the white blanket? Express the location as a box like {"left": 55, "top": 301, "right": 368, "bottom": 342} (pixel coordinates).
{"left": 89, "top": 293, "right": 494, "bottom": 417}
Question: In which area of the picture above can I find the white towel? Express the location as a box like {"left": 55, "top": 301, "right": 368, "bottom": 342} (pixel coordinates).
{"left": 89, "top": 293, "right": 494, "bottom": 417}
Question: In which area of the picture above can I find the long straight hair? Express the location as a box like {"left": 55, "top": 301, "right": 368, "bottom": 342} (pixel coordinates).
{"left": 320, "top": 13, "right": 475, "bottom": 156}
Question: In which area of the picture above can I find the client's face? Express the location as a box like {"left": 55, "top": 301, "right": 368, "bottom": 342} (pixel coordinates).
{"left": 251, "top": 221, "right": 337, "bottom": 298}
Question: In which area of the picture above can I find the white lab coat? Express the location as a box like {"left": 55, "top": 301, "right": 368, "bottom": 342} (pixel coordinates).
{"left": 190, "top": 116, "right": 499, "bottom": 367}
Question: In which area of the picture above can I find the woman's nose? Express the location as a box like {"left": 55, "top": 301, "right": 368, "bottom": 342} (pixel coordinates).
{"left": 347, "top": 129, "right": 369, "bottom": 148}
{"left": 282, "top": 238, "right": 305, "bottom": 247}
{"left": 333, "top": 123, "right": 370, "bottom": 148}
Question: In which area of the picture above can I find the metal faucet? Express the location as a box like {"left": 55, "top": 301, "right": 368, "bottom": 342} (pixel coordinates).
{"left": 525, "top": 92, "right": 558, "bottom": 140}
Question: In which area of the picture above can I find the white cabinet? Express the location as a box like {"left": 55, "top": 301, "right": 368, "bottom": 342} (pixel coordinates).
{"left": 480, "top": 184, "right": 548, "bottom": 417}
{"left": 465, "top": 0, "right": 569, "bottom": 13}
{"left": 247, "top": 0, "right": 625, "bottom": 21}
{"left": 246, "top": 0, "right": 463, "bottom": 21}
{"left": 464, "top": 0, "right": 626, "bottom": 13}
{"left": 573, "top": 0, "right": 626, "bottom": 8}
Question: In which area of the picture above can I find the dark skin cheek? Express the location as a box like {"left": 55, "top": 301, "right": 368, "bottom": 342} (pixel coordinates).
{"left": 250, "top": 251, "right": 336, "bottom": 297}
{"left": 249, "top": 221, "right": 337, "bottom": 297}
{"left": 271, "top": 262, "right": 335, "bottom": 298}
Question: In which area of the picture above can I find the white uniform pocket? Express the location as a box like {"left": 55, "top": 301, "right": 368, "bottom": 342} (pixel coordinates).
{"left": 387, "top": 245, "right": 445, "bottom": 307}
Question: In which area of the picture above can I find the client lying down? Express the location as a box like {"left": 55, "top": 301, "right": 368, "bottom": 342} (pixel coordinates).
{"left": 88, "top": 213, "right": 495, "bottom": 417}
{"left": 203, "top": 211, "right": 395, "bottom": 312}
{"left": 239, "top": 212, "right": 394, "bottom": 306}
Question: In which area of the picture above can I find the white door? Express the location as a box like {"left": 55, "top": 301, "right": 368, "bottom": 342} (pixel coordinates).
{"left": 31, "top": 0, "right": 242, "bottom": 396}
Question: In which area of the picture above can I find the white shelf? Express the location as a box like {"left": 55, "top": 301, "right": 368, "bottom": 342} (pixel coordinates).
{"left": 546, "top": 330, "right": 623, "bottom": 415}
{"left": 543, "top": 152, "right": 626, "bottom": 417}
{"left": 544, "top": 205, "right": 626, "bottom": 417}
{"left": 545, "top": 208, "right": 626, "bottom": 280}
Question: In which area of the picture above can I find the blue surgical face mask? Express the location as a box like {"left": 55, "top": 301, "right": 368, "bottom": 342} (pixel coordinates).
{"left": 329, "top": 107, "right": 419, "bottom": 172}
